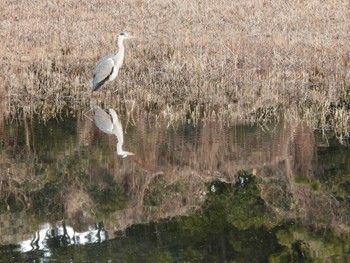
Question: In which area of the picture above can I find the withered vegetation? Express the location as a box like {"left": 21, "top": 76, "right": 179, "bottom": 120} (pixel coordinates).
{"left": 1, "top": 0, "right": 350, "bottom": 132}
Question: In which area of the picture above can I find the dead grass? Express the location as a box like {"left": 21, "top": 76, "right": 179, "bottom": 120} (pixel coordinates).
{"left": 1, "top": 0, "right": 350, "bottom": 134}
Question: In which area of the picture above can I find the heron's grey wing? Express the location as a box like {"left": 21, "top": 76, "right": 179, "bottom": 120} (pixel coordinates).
{"left": 96, "top": 54, "right": 113, "bottom": 66}
{"left": 92, "top": 56, "right": 114, "bottom": 91}
{"left": 93, "top": 107, "right": 114, "bottom": 134}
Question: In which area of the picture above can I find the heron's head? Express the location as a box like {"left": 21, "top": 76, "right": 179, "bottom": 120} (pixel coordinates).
{"left": 119, "top": 32, "right": 129, "bottom": 40}
{"left": 120, "top": 151, "right": 135, "bottom": 158}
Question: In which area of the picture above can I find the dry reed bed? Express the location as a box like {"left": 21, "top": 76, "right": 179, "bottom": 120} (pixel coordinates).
{"left": 1, "top": 0, "right": 350, "bottom": 133}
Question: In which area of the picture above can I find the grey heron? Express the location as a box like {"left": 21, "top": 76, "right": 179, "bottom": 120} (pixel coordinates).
{"left": 92, "top": 32, "right": 132, "bottom": 91}
{"left": 93, "top": 106, "right": 135, "bottom": 158}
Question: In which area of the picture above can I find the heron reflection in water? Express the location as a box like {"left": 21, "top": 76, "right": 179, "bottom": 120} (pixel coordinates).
{"left": 93, "top": 106, "right": 134, "bottom": 158}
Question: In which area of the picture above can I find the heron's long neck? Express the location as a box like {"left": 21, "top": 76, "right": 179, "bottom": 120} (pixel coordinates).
{"left": 116, "top": 142, "right": 123, "bottom": 153}
{"left": 118, "top": 38, "right": 124, "bottom": 50}
{"left": 118, "top": 38, "right": 125, "bottom": 52}
{"left": 114, "top": 39, "right": 125, "bottom": 67}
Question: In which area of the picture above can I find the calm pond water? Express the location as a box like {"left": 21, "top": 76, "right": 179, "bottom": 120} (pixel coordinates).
{"left": 0, "top": 107, "right": 350, "bottom": 262}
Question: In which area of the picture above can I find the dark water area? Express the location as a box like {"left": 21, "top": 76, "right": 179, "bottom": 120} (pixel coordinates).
{"left": 0, "top": 108, "right": 350, "bottom": 262}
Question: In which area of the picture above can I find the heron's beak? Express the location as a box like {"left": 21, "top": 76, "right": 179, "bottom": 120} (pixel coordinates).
{"left": 127, "top": 35, "right": 136, "bottom": 39}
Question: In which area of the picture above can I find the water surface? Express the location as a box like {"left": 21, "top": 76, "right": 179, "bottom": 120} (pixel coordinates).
{"left": 0, "top": 109, "right": 350, "bottom": 262}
